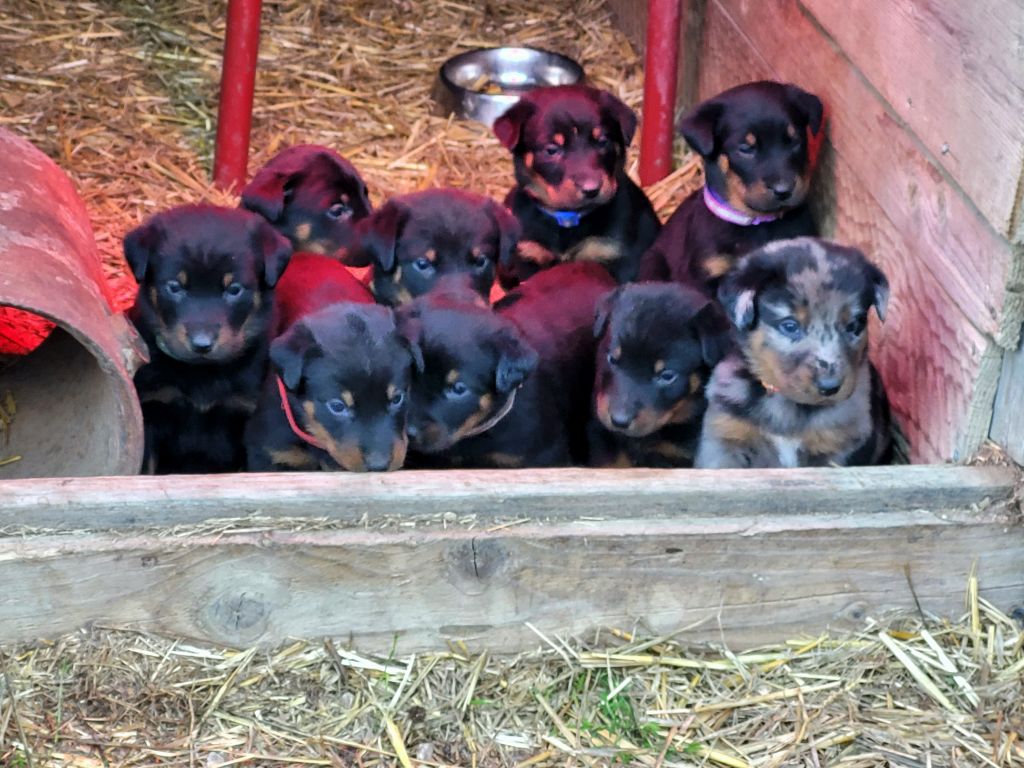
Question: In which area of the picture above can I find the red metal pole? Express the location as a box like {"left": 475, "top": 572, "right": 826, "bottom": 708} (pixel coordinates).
{"left": 638, "top": 0, "right": 682, "bottom": 186}
{"left": 213, "top": 0, "right": 263, "bottom": 191}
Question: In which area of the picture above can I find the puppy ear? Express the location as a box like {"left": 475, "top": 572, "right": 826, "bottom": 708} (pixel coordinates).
{"left": 678, "top": 100, "right": 723, "bottom": 157}
{"left": 493, "top": 99, "right": 536, "bottom": 151}
{"left": 349, "top": 200, "right": 408, "bottom": 272}
{"left": 494, "top": 327, "right": 539, "bottom": 394}
{"left": 693, "top": 299, "right": 734, "bottom": 367}
{"left": 251, "top": 219, "right": 293, "bottom": 287}
{"left": 394, "top": 306, "right": 425, "bottom": 373}
{"left": 270, "top": 322, "right": 317, "bottom": 390}
{"left": 486, "top": 200, "right": 521, "bottom": 270}
{"left": 241, "top": 168, "right": 294, "bottom": 222}
{"left": 593, "top": 287, "right": 622, "bottom": 338}
{"left": 865, "top": 260, "right": 890, "bottom": 323}
{"left": 598, "top": 90, "right": 638, "bottom": 147}
{"left": 123, "top": 219, "right": 165, "bottom": 281}
{"left": 785, "top": 84, "right": 824, "bottom": 136}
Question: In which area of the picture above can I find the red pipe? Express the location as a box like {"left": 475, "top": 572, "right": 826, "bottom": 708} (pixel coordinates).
{"left": 638, "top": 0, "right": 682, "bottom": 187}
{"left": 213, "top": 0, "right": 263, "bottom": 191}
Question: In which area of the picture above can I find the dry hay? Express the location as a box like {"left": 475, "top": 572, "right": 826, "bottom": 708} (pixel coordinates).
{"left": 0, "top": 0, "right": 700, "bottom": 316}
{"left": 2, "top": 581, "right": 1022, "bottom": 768}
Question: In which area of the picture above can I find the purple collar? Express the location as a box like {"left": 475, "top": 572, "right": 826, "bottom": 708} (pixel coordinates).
{"left": 703, "top": 186, "right": 780, "bottom": 226}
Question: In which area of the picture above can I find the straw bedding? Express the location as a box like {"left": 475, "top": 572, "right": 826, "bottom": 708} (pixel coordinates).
{"left": 0, "top": 1, "right": 1021, "bottom": 766}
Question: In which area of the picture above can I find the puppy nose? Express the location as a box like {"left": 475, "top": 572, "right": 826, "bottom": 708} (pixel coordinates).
{"left": 816, "top": 376, "right": 843, "bottom": 397}
{"left": 770, "top": 181, "right": 794, "bottom": 201}
{"left": 188, "top": 331, "right": 214, "bottom": 354}
{"left": 610, "top": 410, "right": 633, "bottom": 429}
{"left": 577, "top": 179, "right": 602, "bottom": 198}
{"left": 364, "top": 454, "right": 392, "bottom": 472}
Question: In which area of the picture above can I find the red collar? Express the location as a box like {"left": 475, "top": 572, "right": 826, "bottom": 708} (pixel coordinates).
{"left": 276, "top": 376, "right": 324, "bottom": 449}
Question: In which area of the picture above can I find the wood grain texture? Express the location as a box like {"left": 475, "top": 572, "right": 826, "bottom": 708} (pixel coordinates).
{"left": 991, "top": 342, "right": 1024, "bottom": 464}
{"left": 700, "top": 0, "right": 1020, "bottom": 349}
{"left": 800, "top": 0, "right": 1024, "bottom": 240}
{"left": 2, "top": 502, "right": 1021, "bottom": 652}
{"left": 0, "top": 466, "right": 1015, "bottom": 531}
{"left": 697, "top": 1, "right": 1004, "bottom": 461}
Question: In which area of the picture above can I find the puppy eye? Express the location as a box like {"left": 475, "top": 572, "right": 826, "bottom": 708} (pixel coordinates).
{"left": 223, "top": 282, "right": 245, "bottom": 298}
{"left": 413, "top": 257, "right": 435, "bottom": 273}
{"left": 325, "top": 398, "right": 351, "bottom": 417}
{"left": 327, "top": 202, "right": 351, "bottom": 219}
{"left": 164, "top": 280, "right": 185, "bottom": 297}
{"left": 736, "top": 143, "right": 756, "bottom": 158}
{"left": 593, "top": 135, "right": 610, "bottom": 149}
{"left": 777, "top": 318, "right": 804, "bottom": 338}
{"left": 445, "top": 381, "right": 469, "bottom": 398}
{"left": 846, "top": 317, "right": 867, "bottom": 336}
{"left": 606, "top": 352, "right": 620, "bottom": 366}
{"left": 655, "top": 369, "right": 679, "bottom": 385}
{"left": 471, "top": 253, "right": 490, "bottom": 269}
{"left": 389, "top": 391, "right": 405, "bottom": 408}
{"left": 543, "top": 144, "right": 563, "bottom": 158}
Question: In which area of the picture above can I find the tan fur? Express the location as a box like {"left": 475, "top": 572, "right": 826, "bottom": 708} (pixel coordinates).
{"left": 802, "top": 426, "right": 854, "bottom": 457}
{"left": 294, "top": 222, "right": 312, "bottom": 244}
{"left": 424, "top": 248, "right": 437, "bottom": 262}
{"left": 176, "top": 270, "right": 188, "bottom": 287}
{"left": 702, "top": 254, "right": 733, "bottom": 279}
{"left": 453, "top": 393, "right": 495, "bottom": 441}
{"left": 651, "top": 441, "right": 693, "bottom": 463}
{"left": 566, "top": 237, "right": 621, "bottom": 264}
{"left": 552, "top": 133, "right": 565, "bottom": 146}
{"left": 517, "top": 240, "right": 558, "bottom": 266}
{"left": 689, "top": 372, "right": 702, "bottom": 394}
{"left": 744, "top": 132, "right": 756, "bottom": 146}
{"left": 446, "top": 369, "right": 460, "bottom": 384}
{"left": 268, "top": 446, "right": 318, "bottom": 470}
{"left": 485, "top": 452, "right": 524, "bottom": 468}
{"left": 340, "top": 390, "right": 355, "bottom": 407}
{"left": 388, "top": 436, "right": 408, "bottom": 471}
{"left": 222, "top": 272, "right": 234, "bottom": 288}
{"left": 386, "top": 383, "right": 399, "bottom": 400}
{"left": 140, "top": 385, "right": 183, "bottom": 404}
{"left": 709, "top": 411, "right": 761, "bottom": 445}
{"left": 654, "top": 359, "right": 665, "bottom": 374}
{"left": 302, "top": 401, "right": 365, "bottom": 471}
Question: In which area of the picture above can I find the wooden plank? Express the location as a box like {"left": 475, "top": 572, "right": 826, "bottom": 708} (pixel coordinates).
{"left": 698, "top": 4, "right": 1002, "bottom": 461}
{"left": 701, "top": 0, "right": 1020, "bottom": 349}
{"left": 0, "top": 466, "right": 1015, "bottom": 531}
{"left": 799, "top": 0, "right": 1024, "bottom": 241}
{"left": 2, "top": 501, "right": 1021, "bottom": 651}
{"left": 991, "top": 342, "right": 1024, "bottom": 464}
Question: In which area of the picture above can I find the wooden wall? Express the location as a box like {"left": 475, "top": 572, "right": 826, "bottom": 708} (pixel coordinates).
{"left": 607, "top": 0, "right": 1024, "bottom": 464}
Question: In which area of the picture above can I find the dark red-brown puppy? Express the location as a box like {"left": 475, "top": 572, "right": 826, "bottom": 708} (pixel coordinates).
{"left": 344, "top": 188, "right": 518, "bottom": 305}
{"left": 588, "top": 283, "right": 732, "bottom": 467}
{"left": 639, "top": 81, "right": 823, "bottom": 295}
{"left": 398, "top": 263, "right": 616, "bottom": 468}
{"left": 241, "top": 144, "right": 372, "bottom": 257}
{"left": 494, "top": 85, "right": 661, "bottom": 287}
{"left": 270, "top": 252, "right": 374, "bottom": 337}
{"left": 125, "top": 204, "right": 292, "bottom": 474}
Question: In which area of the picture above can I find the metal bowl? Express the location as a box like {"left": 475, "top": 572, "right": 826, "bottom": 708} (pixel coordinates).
{"left": 435, "top": 47, "right": 585, "bottom": 128}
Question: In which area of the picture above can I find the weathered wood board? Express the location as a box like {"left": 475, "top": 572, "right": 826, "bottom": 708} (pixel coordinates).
{"left": 0, "top": 467, "right": 1020, "bottom": 652}
{"left": 800, "top": 0, "right": 1024, "bottom": 242}
{"left": 992, "top": 342, "right": 1024, "bottom": 465}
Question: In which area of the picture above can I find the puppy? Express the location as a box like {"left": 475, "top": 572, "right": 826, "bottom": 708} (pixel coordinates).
{"left": 588, "top": 283, "right": 732, "bottom": 467}
{"left": 270, "top": 252, "right": 373, "bottom": 337}
{"left": 241, "top": 144, "right": 372, "bottom": 256}
{"left": 398, "top": 263, "right": 616, "bottom": 468}
{"left": 245, "top": 303, "right": 419, "bottom": 472}
{"left": 639, "top": 81, "right": 823, "bottom": 294}
{"left": 696, "top": 237, "right": 892, "bottom": 468}
{"left": 344, "top": 188, "right": 518, "bottom": 305}
{"left": 125, "top": 204, "right": 292, "bottom": 473}
{"left": 494, "top": 84, "right": 661, "bottom": 286}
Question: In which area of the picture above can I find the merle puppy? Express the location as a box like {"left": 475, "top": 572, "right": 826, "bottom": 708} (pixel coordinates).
{"left": 588, "top": 283, "right": 732, "bottom": 467}
{"left": 125, "top": 204, "right": 292, "bottom": 473}
{"left": 696, "top": 237, "right": 892, "bottom": 468}
{"left": 241, "top": 144, "right": 372, "bottom": 256}
{"left": 398, "top": 263, "right": 616, "bottom": 468}
{"left": 639, "top": 81, "right": 823, "bottom": 294}
{"left": 246, "top": 302, "right": 419, "bottom": 472}
{"left": 344, "top": 188, "right": 518, "bottom": 305}
{"left": 494, "top": 84, "right": 661, "bottom": 287}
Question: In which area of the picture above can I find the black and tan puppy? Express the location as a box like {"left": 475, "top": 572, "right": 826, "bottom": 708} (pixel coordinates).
{"left": 125, "top": 204, "right": 292, "bottom": 473}
{"left": 398, "top": 263, "right": 616, "bottom": 468}
{"left": 493, "top": 85, "right": 661, "bottom": 287}
{"left": 588, "top": 283, "right": 732, "bottom": 467}
{"left": 246, "top": 303, "right": 419, "bottom": 472}
{"left": 344, "top": 188, "right": 518, "bottom": 305}
{"left": 639, "top": 81, "right": 823, "bottom": 294}
{"left": 241, "top": 144, "right": 372, "bottom": 256}
{"left": 696, "top": 237, "right": 892, "bottom": 468}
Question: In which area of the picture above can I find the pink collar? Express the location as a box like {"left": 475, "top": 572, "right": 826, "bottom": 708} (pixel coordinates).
{"left": 276, "top": 376, "right": 324, "bottom": 450}
{"left": 703, "top": 186, "right": 781, "bottom": 227}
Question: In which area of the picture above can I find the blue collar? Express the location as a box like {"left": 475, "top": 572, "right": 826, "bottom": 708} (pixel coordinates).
{"left": 537, "top": 205, "right": 584, "bottom": 228}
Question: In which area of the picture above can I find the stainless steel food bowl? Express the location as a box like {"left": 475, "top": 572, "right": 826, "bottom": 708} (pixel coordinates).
{"left": 435, "top": 47, "right": 585, "bottom": 127}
